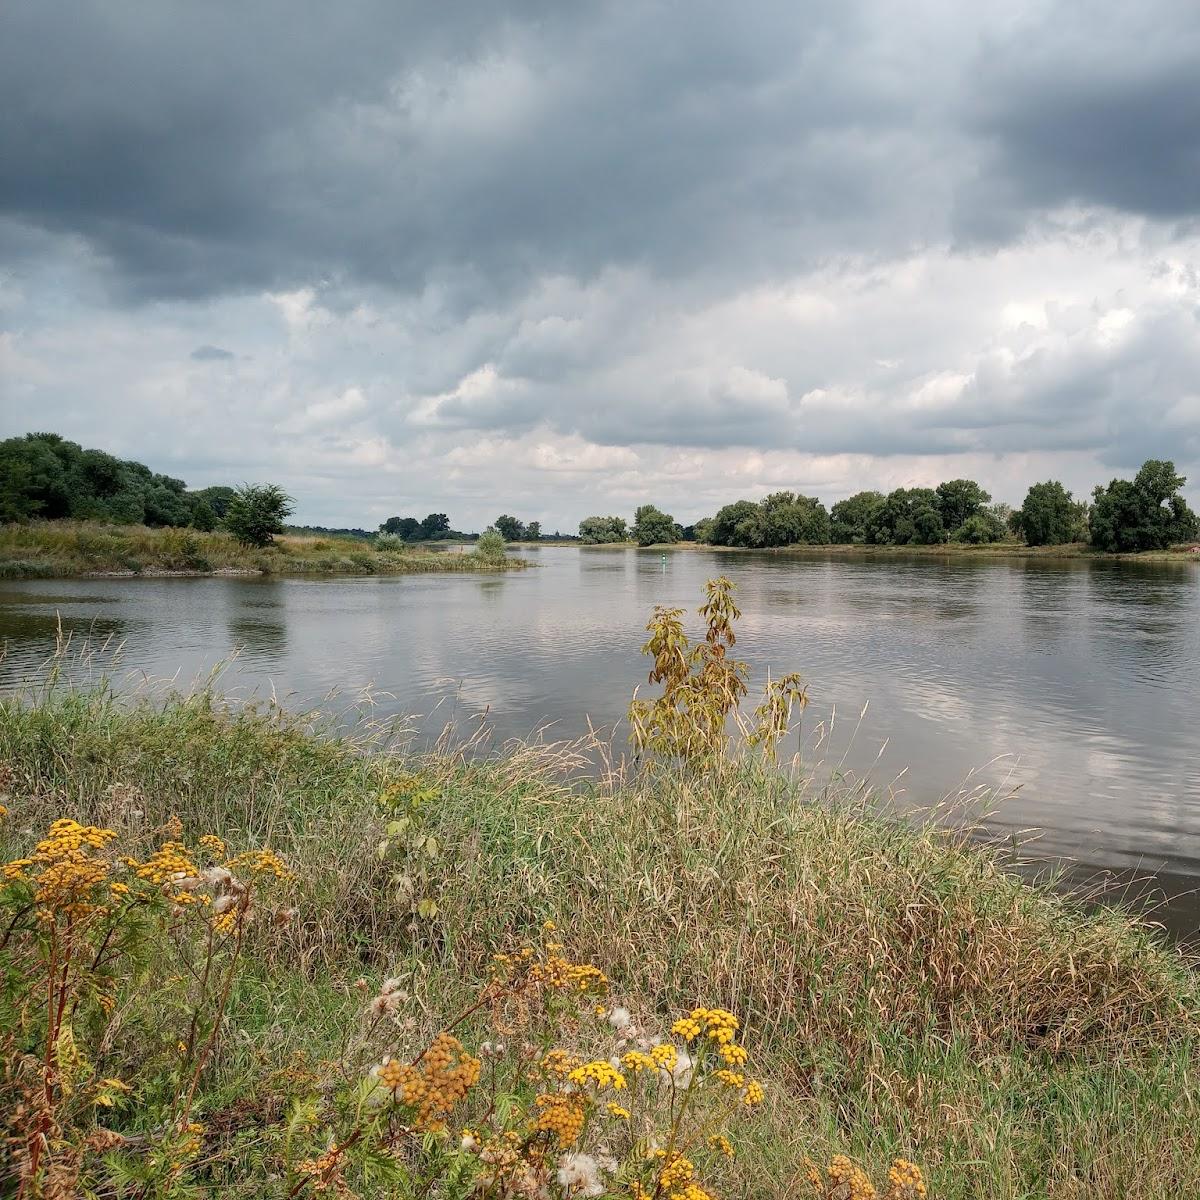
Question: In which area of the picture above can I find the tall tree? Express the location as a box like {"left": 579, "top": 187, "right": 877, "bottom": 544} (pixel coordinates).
{"left": 1015, "top": 481, "right": 1079, "bottom": 546}
{"left": 935, "top": 479, "right": 991, "bottom": 534}
{"left": 494, "top": 514, "right": 524, "bottom": 541}
{"left": 632, "top": 504, "right": 679, "bottom": 546}
{"left": 420, "top": 512, "right": 451, "bottom": 539}
{"left": 1090, "top": 460, "right": 1198, "bottom": 552}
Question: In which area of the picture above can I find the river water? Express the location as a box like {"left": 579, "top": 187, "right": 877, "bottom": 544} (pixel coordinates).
{"left": 2, "top": 546, "right": 1198, "bottom": 934}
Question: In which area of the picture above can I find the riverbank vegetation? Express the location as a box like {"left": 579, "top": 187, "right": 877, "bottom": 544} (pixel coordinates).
{"left": 1, "top": 682, "right": 1197, "bottom": 1198}
{"left": 0, "top": 522, "right": 525, "bottom": 579}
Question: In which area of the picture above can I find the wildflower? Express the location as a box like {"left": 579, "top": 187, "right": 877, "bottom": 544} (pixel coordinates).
{"left": 886, "top": 1159, "right": 927, "bottom": 1199}
{"left": 708, "top": 1134, "right": 734, "bottom": 1159}
{"left": 532, "top": 1092, "right": 586, "bottom": 1148}
{"left": 717, "top": 1042, "right": 748, "bottom": 1067}
{"left": 568, "top": 1060, "right": 627, "bottom": 1091}
{"left": 135, "top": 841, "right": 199, "bottom": 886}
{"left": 5, "top": 819, "right": 118, "bottom": 919}
{"left": 621, "top": 1050, "right": 656, "bottom": 1075}
{"left": 461, "top": 1129, "right": 479, "bottom": 1151}
{"left": 713, "top": 1069, "right": 744, "bottom": 1088}
{"left": 650, "top": 1043, "right": 678, "bottom": 1071}
{"left": 198, "top": 834, "right": 226, "bottom": 859}
{"left": 225, "top": 847, "right": 292, "bottom": 881}
{"left": 606, "top": 1102, "right": 631, "bottom": 1120}
{"left": 374, "top": 1033, "right": 481, "bottom": 1131}
{"left": 829, "top": 1155, "right": 876, "bottom": 1199}
{"left": 742, "top": 1080, "right": 764, "bottom": 1107}
{"left": 557, "top": 1151, "right": 604, "bottom": 1197}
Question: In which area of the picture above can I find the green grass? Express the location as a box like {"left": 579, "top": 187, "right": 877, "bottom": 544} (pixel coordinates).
{"left": 1, "top": 684, "right": 1197, "bottom": 1197}
{"left": 0, "top": 520, "right": 526, "bottom": 578}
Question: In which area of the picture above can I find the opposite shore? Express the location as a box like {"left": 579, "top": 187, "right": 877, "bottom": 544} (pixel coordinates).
{"left": 0, "top": 521, "right": 528, "bottom": 579}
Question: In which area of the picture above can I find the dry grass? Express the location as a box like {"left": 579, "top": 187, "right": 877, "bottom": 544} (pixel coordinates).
{"left": 0, "top": 520, "right": 525, "bottom": 577}
{"left": 1, "top": 685, "right": 1198, "bottom": 1197}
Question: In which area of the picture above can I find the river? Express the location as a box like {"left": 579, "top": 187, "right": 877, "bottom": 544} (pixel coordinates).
{"left": 2, "top": 546, "right": 1198, "bottom": 935}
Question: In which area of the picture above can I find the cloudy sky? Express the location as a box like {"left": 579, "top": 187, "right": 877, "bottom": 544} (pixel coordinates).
{"left": 2, "top": 1, "right": 1198, "bottom": 530}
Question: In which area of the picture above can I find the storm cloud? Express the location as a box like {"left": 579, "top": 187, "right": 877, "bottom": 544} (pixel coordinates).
{"left": 1, "top": 0, "right": 1198, "bottom": 527}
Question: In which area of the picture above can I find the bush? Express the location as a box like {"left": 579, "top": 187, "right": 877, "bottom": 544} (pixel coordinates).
{"left": 474, "top": 527, "right": 507, "bottom": 561}
{"left": 223, "top": 483, "right": 295, "bottom": 548}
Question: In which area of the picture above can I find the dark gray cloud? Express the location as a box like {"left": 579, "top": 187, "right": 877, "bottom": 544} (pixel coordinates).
{"left": 190, "top": 344, "right": 234, "bottom": 361}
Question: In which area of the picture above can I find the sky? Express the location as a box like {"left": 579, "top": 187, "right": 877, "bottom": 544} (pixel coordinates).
{"left": 1, "top": 0, "right": 1199, "bottom": 531}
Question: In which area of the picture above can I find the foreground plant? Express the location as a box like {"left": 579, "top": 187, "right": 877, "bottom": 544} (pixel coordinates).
{"left": 629, "top": 577, "right": 807, "bottom": 762}
{"left": 0, "top": 815, "right": 293, "bottom": 1197}
{"left": 287, "top": 926, "right": 781, "bottom": 1200}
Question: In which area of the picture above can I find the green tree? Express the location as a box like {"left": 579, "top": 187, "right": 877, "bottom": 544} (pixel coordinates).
{"left": 1089, "top": 460, "right": 1198, "bottom": 552}
{"left": 953, "top": 511, "right": 1005, "bottom": 544}
{"left": 189, "top": 498, "right": 218, "bottom": 532}
{"left": 935, "top": 479, "right": 991, "bottom": 534}
{"left": 525, "top": 521, "right": 541, "bottom": 541}
{"left": 708, "top": 500, "right": 761, "bottom": 547}
{"left": 494, "top": 514, "right": 524, "bottom": 541}
{"left": 866, "top": 488, "right": 944, "bottom": 545}
{"left": 420, "top": 513, "right": 451, "bottom": 540}
{"left": 224, "top": 483, "right": 295, "bottom": 548}
{"left": 578, "top": 516, "right": 628, "bottom": 543}
{"left": 1015, "top": 481, "right": 1079, "bottom": 546}
{"left": 632, "top": 504, "right": 679, "bottom": 546}
{"left": 381, "top": 516, "right": 422, "bottom": 540}
{"left": 829, "top": 491, "right": 885, "bottom": 543}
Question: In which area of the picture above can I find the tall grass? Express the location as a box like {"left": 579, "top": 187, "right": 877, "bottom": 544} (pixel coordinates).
{"left": 0, "top": 521, "right": 525, "bottom": 577}
{"left": 1, "top": 683, "right": 1197, "bottom": 1197}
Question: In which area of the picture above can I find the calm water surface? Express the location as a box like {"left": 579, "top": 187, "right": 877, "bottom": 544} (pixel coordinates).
{"left": 2, "top": 547, "right": 1198, "bottom": 930}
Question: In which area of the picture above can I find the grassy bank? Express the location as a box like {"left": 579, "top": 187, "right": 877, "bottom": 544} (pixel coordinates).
{"left": 1, "top": 686, "right": 1198, "bottom": 1197}
{"left": 0, "top": 521, "right": 526, "bottom": 578}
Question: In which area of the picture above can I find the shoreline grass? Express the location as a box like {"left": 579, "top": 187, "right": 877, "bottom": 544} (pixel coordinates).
{"left": 0, "top": 520, "right": 527, "bottom": 579}
{"left": 2, "top": 684, "right": 1198, "bottom": 1197}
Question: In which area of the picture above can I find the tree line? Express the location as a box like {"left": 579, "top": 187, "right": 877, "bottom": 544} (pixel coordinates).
{"left": 576, "top": 462, "right": 1198, "bottom": 552}
{"left": 0, "top": 432, "right": 294, "bottom": 547}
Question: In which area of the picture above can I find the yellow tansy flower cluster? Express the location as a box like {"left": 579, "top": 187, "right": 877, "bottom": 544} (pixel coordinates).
{"left": 540, "top": 1049, "right": 583, "bottom": 1079}
{"left": 567, "top": 1059, "right": 626, "bottom": 1091}
{"left": 225, "top": 847, "right": 292, "bottom": 881}
{"left": 531, "top": 1091, "right": 586, "bottom": 1148}
{"left": 650, "top": 1042, "right": 678, "bottom": 1070}
{"left": 886, "top": 1159, "right": 927, "bottom": 1199}
{"left": 530, "top": 952, "right": 608, "bottom": 994}
{"left": 3, "top": 819, "right": 118, "bottom": 919}
{"left": 606, "top": 1102, "right": 631, "bottom": 1120}
{"left": 708, "top": 1134, "right": 735, "bottom": 1159}
{"left": 713, "top": 1069, "right": 744, "bottom": 1088}
{"left": 741, "top": 1080, "right": 764, "bottom": 1107}
{"left": 620, "top": 1050, "right": 656, "bottom": 1075}
{"left": 672, "top": 1006, "right": 748, "bottom": 1065}
{"left": 134, "top": 840, "right": 199, "bottom": 886}
{"left": 829, "top": 1155, "right": 877, "bottom": 1200}
{"left": 375, "top": 1033, "right": 481, "bottom": 1131}
{"left": 198, "top": 834, "right": 227, "bottom": 859}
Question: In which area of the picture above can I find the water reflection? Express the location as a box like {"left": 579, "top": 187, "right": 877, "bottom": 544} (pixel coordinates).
{"left": 0, "top": 551, "right": 1197, "bottom": 935}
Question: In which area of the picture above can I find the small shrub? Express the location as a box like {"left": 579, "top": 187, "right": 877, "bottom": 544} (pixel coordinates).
{"left": 475, "top": 527, "right": 507, "bottom": 562}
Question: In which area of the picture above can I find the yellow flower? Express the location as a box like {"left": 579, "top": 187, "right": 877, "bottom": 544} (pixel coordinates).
{"left": 567, "top": 1060, "right": 626, "bottom": 1091}
{"left": 650, "top": 1043, "right": 678, "bottom": 1070}
{"left": 606, "top": 1102, "right": 631, "bottom": 1120}
{"left": 621, "top": 1050, "right": 655, "bottom": 1074}
{"left": 742, "top": 1080, "right": 764, "bottom": 1107}
{"left": 708, "top": 1134, "right": 734, "bottom": 1159}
